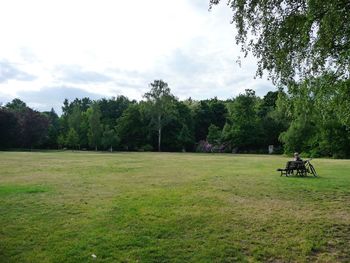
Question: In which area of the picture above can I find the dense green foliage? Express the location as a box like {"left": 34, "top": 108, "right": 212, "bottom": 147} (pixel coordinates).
{"left": 87, "top": 103, "right": 103, "bottom": 151}
{"left": 278, "top": 75, "right": 350, "bottom": 158}
{"left": 1, "top": 152, "right": 350, "bottom": 261}
{"left": 224, "top": 89, "right": 263, "bottom": 151}
{"left": 210, "top": 0, "right": 350, "bottom": 84}
{"left": 0, "top": 101, "right": 49, "bottom": 149}
{"left": 0, "top": 86, "right": 281, "bottom": 154}
{"left": 1, "top": 78, "right": 349, "bottom": 157}
{"left": 208, "top": 0, "right": 350, "bottom": 157}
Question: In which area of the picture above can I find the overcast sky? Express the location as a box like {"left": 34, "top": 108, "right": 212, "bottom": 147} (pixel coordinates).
{"left": 0, "top": 0, "right": 274, "bottom": 113}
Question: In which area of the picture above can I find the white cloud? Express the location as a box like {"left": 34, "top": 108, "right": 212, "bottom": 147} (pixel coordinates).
{"left": 0, "top": 0, "right": 274, "bottom": 111}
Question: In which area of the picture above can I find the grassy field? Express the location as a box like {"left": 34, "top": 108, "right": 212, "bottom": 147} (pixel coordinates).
{"left": 0, "top": 152, "right": 350, "bottom": 262}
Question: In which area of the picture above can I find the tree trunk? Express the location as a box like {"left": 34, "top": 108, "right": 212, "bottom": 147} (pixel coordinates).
{"left": 110, "top": 145, "right": 113, "bottom": 152}
{"left": 158, "top": 115, "right": 161, "bottom": 152}
{"left": 95, "top": 145, "right": 97, "bottom": 151}
{"left": 158, "top": 127, "right": 161, "bottom": 152}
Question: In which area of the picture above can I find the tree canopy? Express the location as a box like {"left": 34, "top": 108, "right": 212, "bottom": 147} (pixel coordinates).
{"left": 210, "top": 0, "right": 350, "bottom": 84}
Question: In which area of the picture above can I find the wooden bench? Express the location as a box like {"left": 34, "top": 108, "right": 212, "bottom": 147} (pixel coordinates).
{"left": 277, "top": 161, "right": 307, "bottom": 177}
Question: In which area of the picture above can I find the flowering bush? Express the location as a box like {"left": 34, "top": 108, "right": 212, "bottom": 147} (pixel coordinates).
{"left": 195, "top": 140, "right": 213, "bottom": 153}
{"left": 196, "top": 140, "right": 228, "bottom": 153}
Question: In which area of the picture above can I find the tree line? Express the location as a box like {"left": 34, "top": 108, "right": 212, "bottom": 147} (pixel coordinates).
{"left": 1, "top": 79, "right": 349, "bottom": 157}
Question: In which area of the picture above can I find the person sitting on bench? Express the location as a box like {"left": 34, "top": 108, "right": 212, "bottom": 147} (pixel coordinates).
{"left": 293, "top": 152, "right": 302, "bottom": 162}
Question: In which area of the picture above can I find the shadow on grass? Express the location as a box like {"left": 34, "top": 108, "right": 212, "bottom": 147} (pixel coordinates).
{"left": 280, "top": 175, "right": 321, "bottom": 179}
{"left": 0, "top": 185, "right": 49, "bottom": 196}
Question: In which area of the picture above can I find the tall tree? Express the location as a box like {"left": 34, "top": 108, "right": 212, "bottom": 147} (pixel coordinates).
{"left": 102, "top": 125, "right": 119, "bottom": 152}
{"left": 258, "top": 91, "right": 288, "bottom": 147}
{"left": 57, "top": 134, "right": 66, "bottom": 149}
{"left": 68, "top": 105, "right": 82, "bottom": 133}
{"left": 18, "top": 108, "right": 49, "bottom": 149}
{"left": 116, "top": 104, "right": 148, "bottom": 151}
{"left": 177, "top": 124, "right": 193, "bottom": 152}
{"left": 160, "top": 100, "right": 195, "bottom": 151}
{"left": 98, "top": 96, "right": 132, "bottom": 127}
{"left": 43, "top": 108, "right": 60, "bottom": 148}
{"left": 192, "top": 101, "right": 212, "bottom": 142}
{"left": 143, "top": 80, "right": 175, "bottom": 152}
{"left": 66, "top": 128, "right": 79, "bottom": 150}
{"left": 87, "top": 103, "right": 102, "bottom": 151}
{"left": 224, "top": 89, "right": 263, "bottom": 152}
{"left": 192, "top": 98, "right": 227, "bottom": 142}
{"left": 67, "top": 105, "right": 82, "bottom": 149}
{"left": 79, "top": 111, "right": 90, "bottom": 148}
{"left": 0, "top": 108, "right": 19, "bottom": 148}
{"left": 208, "top": 98, "right": 228, "bottom": 129}
{"left": 61, "top": 97, "right": 92, "bottom": 138}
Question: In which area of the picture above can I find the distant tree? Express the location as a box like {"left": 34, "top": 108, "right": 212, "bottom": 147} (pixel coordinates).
{"left": 116, "top": 104, "right": 148, "bottom": 151}
{"left": 0, "top": 108, "right": 19, "bottom": 148}
{"left": 57, "top": 134, "right": 66, "bottom": 149}
{"left": 192, "top": 98, "right": 227, "bottom": 142}
{"left": 258, "top": 91, "right": 288, "bottom": 147}
{"left": 43, "top": 108, "right": 60, "bottom": 148}
{"left": 102, "top": 125, "right": 119, "bottom": 152}
{"left": 98, "top": 96, "right": 132, "bottom": 127}
{"left": 79, "top": 97, "right": 93, "bottom": 112}
{"left": 18, "top": 108, "right": 49, "bottom": 149}
{"left": 79, "top": 111, "right": 89, "bottom": 148}
{"left": 261, "top": 91, "right": 279, "bottom": 109}
{"left": 61, "top": 98, "right": 92, "bottom": 138}
{"left": 62, "top": 98, "right": 92, "bottom": 115}
{"left": 208, "top": 98, "right": 227, "bottom": 129}
{"left": 66, "top": 128, "right": 79, "bottom": 150}
{"left": 157, "top": 100, "right": 195, "bottom": 152}
{"left": 207, "top": 124, "right": 222, "bottom": 145}
{"left": 62, "top": 98, "right": 70, "bottom": 115}
{"left": 192, "top": 101, "right": 212, "bottom": 141}
{"left": 5, "top": 98, "right": 27, "bottom": 112}
{"left": 143, "top": 80, "right": 176, "bottom": 152}
{"left": 224, "top": 89, "right": 263, "bottom": 152}
{"left": 67, "top": 105, "right": 82, "bottom": 148}
{"left": 177, "top": 124, "right": 193, "bottom": 152}
{"left": 60, "top": 99, "right": 70, "bottom": 135}
{"left": 87, "top": 103, "right": 102, "bottom": 151}
{"left": 68, "top": 105, "right": 82, "bottom": 132}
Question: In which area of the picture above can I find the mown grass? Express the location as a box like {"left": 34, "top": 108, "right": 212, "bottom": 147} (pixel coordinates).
{"left": 0, "top": 152, "right": 349, "bottom": 262}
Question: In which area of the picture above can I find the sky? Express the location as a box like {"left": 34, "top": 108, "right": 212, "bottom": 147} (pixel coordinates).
{"left": 0, "top": 0, "right": 274, "bottom": 113}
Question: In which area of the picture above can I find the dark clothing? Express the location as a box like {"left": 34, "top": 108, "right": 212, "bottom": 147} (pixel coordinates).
{"left": 294, "top": 156, "right": 302, "bottom": 161}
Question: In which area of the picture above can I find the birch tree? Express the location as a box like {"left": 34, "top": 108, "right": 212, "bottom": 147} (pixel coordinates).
{"left": 143, "top": 80, "right": 175, "bottom": 152}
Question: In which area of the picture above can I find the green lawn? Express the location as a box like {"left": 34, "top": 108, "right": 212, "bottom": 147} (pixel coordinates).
{"left": 1, "top": 152, "right": 350, "bottom": 262}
